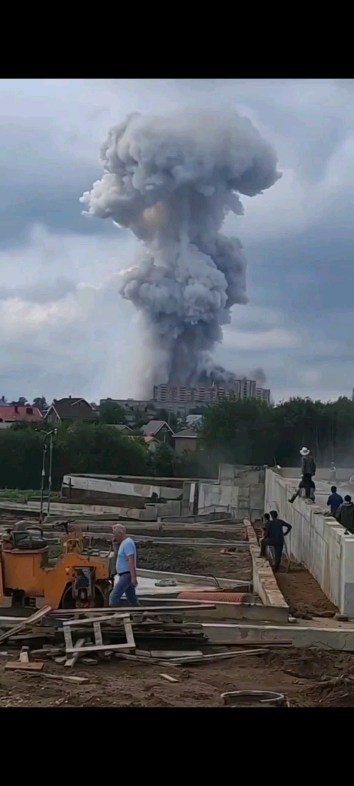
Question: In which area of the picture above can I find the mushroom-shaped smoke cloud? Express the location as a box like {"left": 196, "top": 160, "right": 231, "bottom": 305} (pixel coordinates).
{"left": 81, "top": 110, "right": 281, "bottom": 386}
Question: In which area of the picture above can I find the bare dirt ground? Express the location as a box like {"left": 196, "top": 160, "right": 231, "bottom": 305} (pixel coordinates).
{"left": 137, "top": 542, "right": 252, "bottom": 582}
{"left": 275, "top": 564, "right": 338, "bottom": 618}
{"left": 253, "top": 520, "right": 338, "bottom": 618}
{"left": 1, "top": 647, "right": 354, "bottom": 707}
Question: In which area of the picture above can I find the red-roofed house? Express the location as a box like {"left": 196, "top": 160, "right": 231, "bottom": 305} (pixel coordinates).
{"left": 0, "top": 404, "right": 43, "bottom": 429}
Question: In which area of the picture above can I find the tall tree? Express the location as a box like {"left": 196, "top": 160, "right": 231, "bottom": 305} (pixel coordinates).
{"left": 99, "top": 400, "right": 126, "bottom": 425}
{"left": 33, "top": 396, "right": 48, "bottom": 411}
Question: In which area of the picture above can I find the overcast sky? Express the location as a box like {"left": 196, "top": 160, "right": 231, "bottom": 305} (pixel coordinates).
{"left": 1, "top": 78, "right": 353, "bottom": 404}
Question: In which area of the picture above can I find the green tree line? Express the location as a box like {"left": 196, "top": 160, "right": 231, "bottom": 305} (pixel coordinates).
{"left": 201, "top": 396, "right": 354, "bottom": 466}
{"left": 0, "top": 422, "right": 213, "bottom": 489}
{"left": 1, "top": 396, "right": 354, "bottom": 490}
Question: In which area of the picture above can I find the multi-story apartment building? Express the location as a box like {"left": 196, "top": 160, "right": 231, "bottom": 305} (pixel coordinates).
{"left": 256, "top": 387, "right": 271, "bottom": 404}
{"left": 153, "top": 378, "right": 270, "bottom": 405}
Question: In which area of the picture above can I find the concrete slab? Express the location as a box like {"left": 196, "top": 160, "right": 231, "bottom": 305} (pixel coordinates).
{"left": 203, "top": 619, "right": 354, "bottom": 650}
{"left": 137, "top": 568, "right": 246, "bottom": 587}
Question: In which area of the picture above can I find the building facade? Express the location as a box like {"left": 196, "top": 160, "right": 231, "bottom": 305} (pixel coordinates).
{"left": 153, "top": 378, "right": 270, "bottom": 405}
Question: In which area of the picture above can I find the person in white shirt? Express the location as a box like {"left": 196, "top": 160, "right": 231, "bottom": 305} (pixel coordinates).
{"left": 109, "top": 524, "right": 139, "bottom": 606}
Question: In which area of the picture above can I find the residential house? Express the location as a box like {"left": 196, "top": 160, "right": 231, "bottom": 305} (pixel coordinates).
{"left": 141, "top": 420, "right": 174, "bottom": 443}
{"left": 99, "top": 399, "right": 156, "bottom": 427}
{"left": 143, "top": 435, "right": 159, "bottom": 451}
{"left": 44, "top": 397, "right": 98, "bottom": 426}
{"left": 111, "top": 424, "right": 133, "bottom": 435}
{"left": 0, "top": 404, "right": 43, "bottom": 430}
{"left": 173, "top": 428, "right": 200, "bottom": 453}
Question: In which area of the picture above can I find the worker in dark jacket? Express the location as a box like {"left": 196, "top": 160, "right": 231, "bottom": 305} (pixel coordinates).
{"left": 260, "top": 510, "right": 292, "bottom": 571}
{"left": 336, "top": 495, "right": 354, "bottom": 533}
{"left": 327, "top": 486, "right": 343, "bottom": 516}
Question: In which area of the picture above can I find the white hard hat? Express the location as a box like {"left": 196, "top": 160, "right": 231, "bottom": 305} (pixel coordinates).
{"left": 300, "top": 447, "right": 310, "bottom": 456}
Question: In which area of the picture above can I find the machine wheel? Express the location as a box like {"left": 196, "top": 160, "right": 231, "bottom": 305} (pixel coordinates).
{"left": 60, "top": 582, "right": 109, "bottom": 609}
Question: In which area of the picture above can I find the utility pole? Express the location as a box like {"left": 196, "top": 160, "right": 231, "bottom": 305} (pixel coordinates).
{"left": 39, "top": 430, "right": 56, "bottom": 524}
{"left": 39, "top": 441, "right": 48, "bottom": 525}
{"left": 47, "top": 432, "right": 53, "bottom": 516}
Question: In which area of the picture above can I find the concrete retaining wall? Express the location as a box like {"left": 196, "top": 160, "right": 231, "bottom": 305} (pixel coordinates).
{"left": 198, "top": 464, "right": 265, "bottom": 520}
{"left": 265, "top": 468, "right": 354, "bottom": 617}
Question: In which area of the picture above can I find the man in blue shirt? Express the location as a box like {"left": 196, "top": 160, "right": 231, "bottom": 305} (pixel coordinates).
{"left": 327, "top": 486, "right": 343, "bottom": 516}
{"left": 109, "top": 524, "right": 139, "bottom": 606}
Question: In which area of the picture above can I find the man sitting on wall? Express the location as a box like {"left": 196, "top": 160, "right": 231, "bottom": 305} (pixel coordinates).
{"left": 260, "top": 510, "right": 292, "bottom": 572}
{"left": 289, "top": 478, "right": 316, "bottom": 503}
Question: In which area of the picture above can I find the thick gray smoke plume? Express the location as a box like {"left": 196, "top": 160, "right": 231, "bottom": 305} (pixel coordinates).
{"left": 252, "top": 367, "right": 267, "bottom": 387}
{"left": 81, "top": 110, "right": 281, "bottom": 385}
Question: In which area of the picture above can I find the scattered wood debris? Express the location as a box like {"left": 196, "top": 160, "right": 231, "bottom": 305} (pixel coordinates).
{"left": 160, "top": 673, "right": 179, "bottom": 683}
{"left": 5, "top": 661, "right": 44, "bottom": 671}
{"left": 0, "top": 605, "right": 52, "bottom": 644}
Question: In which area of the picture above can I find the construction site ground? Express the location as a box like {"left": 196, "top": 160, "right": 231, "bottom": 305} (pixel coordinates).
{"left": 137, "top": 541, "right": 252, "bottom": 583}
{"left": 253, "top": 520, "right": 338, "bottom": 619}
{"left": 275, "top": 564, "right": 338, "bottom": 618}
{"left": 0, "top": 511, "right": 346, "bottom": 706}
{"left": 1, "top": 646, "right": 354, "bottom": 707}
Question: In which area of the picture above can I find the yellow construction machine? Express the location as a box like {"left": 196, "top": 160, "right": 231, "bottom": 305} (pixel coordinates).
{"left": 0, "top": 526, "right": 115, "bottom": 610}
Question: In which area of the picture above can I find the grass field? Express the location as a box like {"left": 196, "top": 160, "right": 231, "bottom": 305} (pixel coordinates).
{"left": 0, "top": 489, "right": 59, "bottom": 503}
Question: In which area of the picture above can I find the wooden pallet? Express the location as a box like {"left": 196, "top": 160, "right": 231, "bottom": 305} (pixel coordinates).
{"left": 63, "top": 613, "right": 135, "bottom": 659}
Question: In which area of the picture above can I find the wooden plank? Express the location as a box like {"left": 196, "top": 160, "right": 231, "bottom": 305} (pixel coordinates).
{"left": 27, "top": 672, "right": 89, "bottom": 684}
{"left": 64, "top": 638, "right": 85, "bottom": 668}
{"left": 93, "top": 622, "right": 103, "bottom": 646}
{"left": 170, "top": 648, "right": 267, "bottom": 665}
{"left": 0, "top": 605, "right": 51, "bottom": 644}
{"left": 5, "top": 661, "right": 44, "bottom": 671}
{"left": 65, "top": 642, "right": 135, "bottom": 654}
{"left": 151, "top": 650, "right": 203, "bottom": 659}
{"left": 63, "top": 626, "right": 73, "bottom": 651}
{"left": 9, "top": 631, "right": 54, "bottom": 641}
{"left": 160, "top": 673, "right": 179, "bottom": 683}
{"left": 123, "top": 617, "right": 135, "bottom": 649}
{"left": 30, "top": 647, "right": 64, "bottom": 657}
{"left": 62, "top": 613, "right": 126, "bottom": 627}
{"left": 50, "top": 604, "right": 216, "bottom": 616}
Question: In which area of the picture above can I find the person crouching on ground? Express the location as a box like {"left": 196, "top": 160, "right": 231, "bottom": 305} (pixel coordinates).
{"left": 327, "top": 486, "right": 343, "bottom": 517}
{"left": 109, "top": 524, "right": 139, "bottom": 606}
{"left": 260, "top": 510, "right": 292, "bottom": 572}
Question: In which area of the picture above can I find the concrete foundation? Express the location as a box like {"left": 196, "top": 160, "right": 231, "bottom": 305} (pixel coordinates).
{"left": 203, "top": 620, "right": 354, "bottom": 651}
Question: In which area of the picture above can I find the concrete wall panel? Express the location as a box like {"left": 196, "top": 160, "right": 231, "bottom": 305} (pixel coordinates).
{"left": 265, "top": 468, "right": 354, "bottom": 616}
